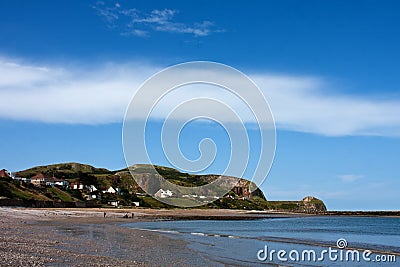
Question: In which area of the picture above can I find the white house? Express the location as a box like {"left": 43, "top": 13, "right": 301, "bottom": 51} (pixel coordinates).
{"left": 103, "top": 186, "right": 117, "bottom": 194}
{"left": 155, "top": 189, "right": 174, "bottom": 198}
{"left": 13, "top": 177, "right": 30, "bottom": 183}
{"left": 85, "top": 192, "right": 100, "bottom": 200}
{"left": 108, "top": 200, "right": 119, "bottom": 207}
{"left": 45, "top": 179, "right": 55, "bottom": 186}
{"left": 54, "top": 180, "right": 68, "bottom": 187}
{"left": 72, "top": 183, "right": 84, "bottom": 190}
{"left": 88, "top": 185, "right": 97, "bottom": 192}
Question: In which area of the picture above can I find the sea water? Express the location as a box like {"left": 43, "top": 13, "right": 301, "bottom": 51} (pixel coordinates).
{"left": 124, "top": 216, "right": 400, "bottom": 266}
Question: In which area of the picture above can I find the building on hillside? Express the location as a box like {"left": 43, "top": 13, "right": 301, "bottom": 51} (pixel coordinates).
{"left": 0, "top": 169, "right": 11, "bottom": 178}
{"left": 30, "top": 173, "right": 46, "bottom": 186}
{"left": 84, "top": 185, "right": 99, "bottom": 200}
{"left": 44, "top": 177, "right": 68, "bottom": 187}
{"left": 30, "top": 174, "right": 67, "bottom": 187}
{"left": 13, "top": 177, "right": 31, "bottom": 183}
{"left": 54, "top": 179, "right": 69, "bottom": 187}
{"left": 108, "top": 200, "right": 119, "bottom": 207}
{"left": 87, "top": 185, "right": 98, "bottom": 192}
{"left": 70, "top": 182, "right": 84, "bottom": 190}
{"left": 85, "top": 192, "right": 100, "bottom": 200}
{"left": 45, "top": 178, "right": 55, "bottom": 186}
{"left": 102, "top": 186, "right": 117, "bottom": 194}
{"left": 155, "top": 189, "right": 174, "bottom": 198}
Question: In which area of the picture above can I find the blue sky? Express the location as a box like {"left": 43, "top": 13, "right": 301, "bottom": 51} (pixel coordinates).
{"left": 1, "top": 0, "right": 399, "bottom": 210}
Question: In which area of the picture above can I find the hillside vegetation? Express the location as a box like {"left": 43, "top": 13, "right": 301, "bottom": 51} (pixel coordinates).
{"left": 0, "top": 162, "right": 327, "bottom": 212}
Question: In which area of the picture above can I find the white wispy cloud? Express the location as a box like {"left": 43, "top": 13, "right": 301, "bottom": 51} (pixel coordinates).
{"left": 92, "top": 2, "right": 221, "bottom": 37}
{"left": 252, "top": 75, "right": 400, "bottom": 136}
{"left": 0, "top": 57, "right": 157, "bottom": 124}
{"left": 337, "top": 174, "right": 364, "bottom": 182}
{"left": 1, "top": 56, "right": 400, "bottom": 137}
{"left": 92, "top": 2, "right": 120, "bottom": 27}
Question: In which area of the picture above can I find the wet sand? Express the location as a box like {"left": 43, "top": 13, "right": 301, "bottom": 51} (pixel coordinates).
{"left": 0, "top": 207, "right": 290, "bottom": 266}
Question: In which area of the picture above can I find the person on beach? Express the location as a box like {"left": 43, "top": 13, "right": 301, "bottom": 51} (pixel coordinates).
{"left": 103, "top": 212, "right": 106, "bottom": 218}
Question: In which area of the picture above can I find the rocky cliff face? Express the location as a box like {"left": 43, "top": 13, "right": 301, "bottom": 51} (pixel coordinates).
{"left": 266, "top": 196, "right": 327, "bottom": 213}
{"left": 126, "top": 164, "right": 267, "bottom": 201}
{"left": 300, "top": 196, "right": 327, "bottom": 213}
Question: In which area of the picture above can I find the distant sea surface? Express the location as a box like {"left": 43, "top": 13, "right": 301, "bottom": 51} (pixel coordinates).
{"left": 123, "top": 216, "right": 400, "bottom": 266}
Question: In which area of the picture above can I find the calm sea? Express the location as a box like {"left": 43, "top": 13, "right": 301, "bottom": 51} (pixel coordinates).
{"left": 123, "top": 216, "right": 400, "bottom": 266}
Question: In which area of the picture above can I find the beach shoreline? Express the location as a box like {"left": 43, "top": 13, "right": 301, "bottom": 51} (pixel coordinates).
{"left": 1, "top": 207, "right": 399, "bottom": 266}
{"left": 0, "top": 207, "right": 214, "bottom": 266}
{"left": 0, "top": 207, "right": 298, "bottom": 267}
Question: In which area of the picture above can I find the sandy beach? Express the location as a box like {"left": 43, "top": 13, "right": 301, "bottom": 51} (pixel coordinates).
{"left": 0, "top": 207, "right": 287, "bottom": 267}
{"left": 4, "top": 207, "right": 398, "bottom": 266}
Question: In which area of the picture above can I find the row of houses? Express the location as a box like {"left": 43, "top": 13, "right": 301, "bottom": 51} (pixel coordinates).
{"left": 1, "top": 168, "right": 140, "bottom": 208}
{"left": 154, "top": 188, "right": 246, "bottom": 201}
{"left": 83, "top": 185, "right": 122, "bottom": 200}
{"left": 154, "top": 189, "right": 218, "bottom": 200}
{"left": 11, "top": 173, "right": 73, "bottom": 188}
{"left": 1, "top": 169, "right": 121, "bottom": 195}
{"left": 29, "top": 174, "right": 70, "bottom": 187}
